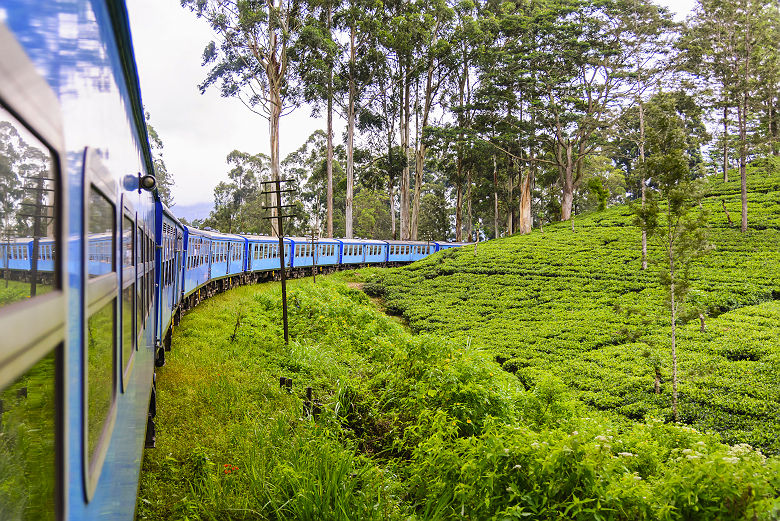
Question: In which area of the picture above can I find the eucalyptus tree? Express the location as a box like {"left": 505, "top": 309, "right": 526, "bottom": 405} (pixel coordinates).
{"left": 182, "top": 0, "right": 308, "bottom": 235}
{"left": 406, "top": 0, "right": 457, "bottom": 240}
{"left": 612, "top": 0, "right": 676, "bottom": 269}
{"left": 145, "top": 111, "right": 175, "bottom": 207}
{"left": 532, "top": 0, "right": 645, "bottom": 223}
{"left": 685, "top": 0, "right": 775, "bottom": 232}
{"left": 334, "top": 0, "right": 384, "bottom": 238}
{"left": 447, "top": 0, "right": 481, "bottom": 241}
{"left": 294, "top": 0, "right": 341, "bottom": 236}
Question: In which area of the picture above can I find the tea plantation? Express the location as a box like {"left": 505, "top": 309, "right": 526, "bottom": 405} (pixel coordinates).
{"left": 366, "top": 170, "right": 780, "bottom": 455}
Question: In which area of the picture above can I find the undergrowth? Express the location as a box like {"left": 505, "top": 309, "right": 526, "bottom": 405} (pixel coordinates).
{"left": 137, "top": 277, "right": 780, "bottom": 520}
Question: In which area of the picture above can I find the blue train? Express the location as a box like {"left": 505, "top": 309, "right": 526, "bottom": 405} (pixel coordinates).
{"left": 0, "top": 2, "right": 470, "bottom": 519}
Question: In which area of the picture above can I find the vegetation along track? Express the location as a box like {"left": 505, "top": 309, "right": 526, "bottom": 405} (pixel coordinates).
{"left": 138, "top": 275, "right": 779, "bottom": 520}
{"left": 365, "top": 170, "right": 780, "bottom": 455}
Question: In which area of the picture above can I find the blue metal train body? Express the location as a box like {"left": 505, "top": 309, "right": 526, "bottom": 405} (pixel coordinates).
{"left": 0, "top": 2, "right": 473, "bottom": 520}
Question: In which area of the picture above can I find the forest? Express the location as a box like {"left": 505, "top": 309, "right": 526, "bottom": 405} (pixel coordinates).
{"left": 164, "top": 0, "right": 780, "bottom": 242}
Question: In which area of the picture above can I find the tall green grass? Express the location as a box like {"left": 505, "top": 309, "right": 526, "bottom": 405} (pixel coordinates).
{"left": 137, "top": 277, "right": 779, "bottom": 520}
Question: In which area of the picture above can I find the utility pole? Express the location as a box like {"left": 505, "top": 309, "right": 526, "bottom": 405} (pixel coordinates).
{"left": 261, "top": 178, "right": 296, "bottom": 344}
{"left": 310, "top": 226, "right": 318, "bottom": 283}
{"left": 19, "top": 172, "right": 55, "bottom": 297}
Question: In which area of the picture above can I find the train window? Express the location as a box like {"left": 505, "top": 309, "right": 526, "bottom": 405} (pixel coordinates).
{"left": 85, "top": 186, "right": 117, "bottom": 463}
{"left": 136, "top": 225, "right": 143, "bottom": 335}
{"left": 0, "top": 351, "right": 58, "bottom": 519}
{"left": 122, "top": 215, "right": 135, "bottom": 377}
{"left": 0, "top": 108, "right": 56, "bottom": 307}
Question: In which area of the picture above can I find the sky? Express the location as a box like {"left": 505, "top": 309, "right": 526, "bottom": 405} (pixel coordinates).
{"left": 126, "top": 0, "right": 697, "bottom": 214}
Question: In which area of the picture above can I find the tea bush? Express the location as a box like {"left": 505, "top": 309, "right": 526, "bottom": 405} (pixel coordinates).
{"left": 367, "top": 171, "right": 780, "bottom": 455}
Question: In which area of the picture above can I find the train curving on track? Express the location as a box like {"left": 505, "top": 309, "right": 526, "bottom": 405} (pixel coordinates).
{"left": 0, "top": 2, "right": 469, "bottom": 520}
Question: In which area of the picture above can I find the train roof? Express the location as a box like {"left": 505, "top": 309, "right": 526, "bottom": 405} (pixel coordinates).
{"left": 435, "top": 241, "right": 470, "bottom": 246}
{"left": 336, "top": 238, "right": 388, "bottom": 244}
{"left": 384, "top": 240, "right": 438, "bottom": 245}
{"left": 241, "top": 234, "right": 291, "bottom": 242}
{"left": 286, "top": 236, "right": 340, "bottom": 243}
{"left": 183, "top": 226, "right": 243, "bottom": 241}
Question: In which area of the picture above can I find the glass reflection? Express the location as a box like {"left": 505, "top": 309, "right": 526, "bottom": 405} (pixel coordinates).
{"left": 86, "top": 301, "right": 114, "bottom": 469}
{"left": 0, "top": 351, "right": 57, "bottom": 520}
{"left": 0, "top": 107, "right": 56, "bottom": 309}
{"left": 122, "top": 216, "right": 134, "bottom": 370}
{"left": 87, "top": 188, "right": 114, "bottom": 278}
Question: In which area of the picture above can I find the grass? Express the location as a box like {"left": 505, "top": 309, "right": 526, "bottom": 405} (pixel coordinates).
{"left": 137, "top": 275, "right": 780, "bottom": 520}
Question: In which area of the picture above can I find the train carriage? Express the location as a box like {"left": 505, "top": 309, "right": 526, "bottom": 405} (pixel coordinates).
{"left": 434, "top": 241, "right": 468, "bottom": 251}
{"left": 207, "top": 231, "right": 245, "bottom": 280}
{"left": 386, "top": 240, "right": 413, "bottom": 263}
{"left": 245, "top": 235, "right": 291, "bottom": 273}
{"left": 314, "top": 238, "right": 341, "bottom": 267}
{"left": 155, "top": 203, "right": 184, "bottom": 356}
{"left": 337, "top": 238, "right": 366, "bottom": 265}
{"left": 410, "top": 241, "right": 437, "bottom": 262}
{"left": 289, "top": 236, "right": 339, "bottom": 269}
{"left": 182, "top": 226, "right": 212, "bottom": 297}
{"left": 363, "top": 240, "right": 387, "bottom": 265}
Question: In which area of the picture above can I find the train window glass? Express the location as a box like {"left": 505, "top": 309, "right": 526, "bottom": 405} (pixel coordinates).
{"left": 88, "top": 189, "right": 114, "bottom": 277}
{"left": 0, "top": 350, "right": 57, "bottom": 519}
{"left": 122, "top": 216, "right": 135, "bottom": 373}
{"left": 86, "top": 299, "right": 115, "bottom": 469}
{"left": 137, "top": 226, "right": 143, "bottom": 336}
{"left": 0, "top": 108, "right": 57, "bottom": 308}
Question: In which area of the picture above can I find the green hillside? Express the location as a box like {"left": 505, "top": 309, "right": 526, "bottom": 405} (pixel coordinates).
{"left": 367, "top": 170, "right": 780, "bottom": 454}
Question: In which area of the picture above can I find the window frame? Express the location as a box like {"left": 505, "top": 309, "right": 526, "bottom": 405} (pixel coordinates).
{"left": 120, "top": 200, "right": 137, "bottom": 392}
{"left": 81, "top": 148, "right": 119, "bottom": 501}
{"left": 0, "top": 22, "right": 66, "bottom": 517}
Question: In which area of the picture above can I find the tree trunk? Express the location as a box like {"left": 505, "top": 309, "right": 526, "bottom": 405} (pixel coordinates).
{"left": 325, "top": 3, "right": 333, "bottom": 238}
{"left": 739, "top": 100, "right": 748, "bottom": 233}
{"left": 640, "top": 101, "right": 647, "bottom": 270}
{"left": 493, "top": 155, "right": 499, "bottom": 238}
{"left": 506, "top": 157, "right": 514, "bottom": 235}
{"left": 560, "top": 144, "right": 575, "bottom": 221}
{"left": 345, "top": 25, "right": 356, "bottom": 239}
{"left": 455, "top": 172, "right": 462, "bottom": 242}
{"left": 466, "top": 169, "right": 472, "bottom": 241}
{"left": 399, "top": 62, "right": 411, "bottom": 240}
{"left": 411, "top": 143, "right": 424, "bottom": 240}
{"left": 389, "top": 182, "right": 396, "bottom": 239}
{"left": 518, "top": 170, "right": 532, "bottom": 234}
{"left": 269, "top": 84, "right": 282, "bottom": 236}
{"left": 722, "top": 106, "right": 729, "bottom": 183}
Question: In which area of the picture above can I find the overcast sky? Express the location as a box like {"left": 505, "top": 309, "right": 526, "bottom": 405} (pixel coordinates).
{"left": 126, "top": 0, "right": 696, "bottom": 210}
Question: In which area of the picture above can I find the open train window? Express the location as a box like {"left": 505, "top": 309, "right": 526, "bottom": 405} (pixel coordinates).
{"left": 0, "top": 22, "right": 66, "bottom": 519}
{"left": 82, "top": 148, "right": 118, "bottom": 501}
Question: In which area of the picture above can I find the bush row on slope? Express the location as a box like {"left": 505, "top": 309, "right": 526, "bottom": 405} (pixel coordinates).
{"left": 366, "top": 172, "right": 780, "bottom": 454}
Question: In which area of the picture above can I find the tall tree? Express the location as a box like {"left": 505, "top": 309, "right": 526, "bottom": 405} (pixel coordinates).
{"left": 294, "top": 0, "right": 341, "bottom": 236}
{"left": 145, "top": 112, "right": 176, "bottom": 207}
{"left": 635, "top": 93, "right": 710, "bottom": 422}
{"left": 685, "top": 0, "right": 774, "bottom": 232}
{"left": 183, "top": 0, "right": 307, "bottom": 235}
